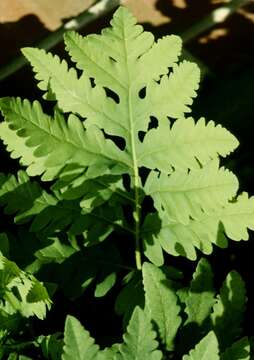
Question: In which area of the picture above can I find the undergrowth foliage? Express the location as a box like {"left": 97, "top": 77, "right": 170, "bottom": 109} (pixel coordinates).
{"left": 0, "top": 5, "right": 253, "bottom": 359}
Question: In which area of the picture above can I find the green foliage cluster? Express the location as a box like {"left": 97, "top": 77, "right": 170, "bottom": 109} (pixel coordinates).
{"left": 0, "top": 6, "right": 253, "bottom": 359}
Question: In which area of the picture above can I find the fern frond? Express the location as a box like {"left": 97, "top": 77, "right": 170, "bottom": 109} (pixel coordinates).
{"left": 0, "top": 6, "right": 250, "bottom": 266}
{"left": 63, "top": 7, "right": 192, "bottom": 148}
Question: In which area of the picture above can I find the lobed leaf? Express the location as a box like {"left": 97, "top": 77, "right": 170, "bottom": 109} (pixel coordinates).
{"left": 145, "top": 160, "right": 238, "bottom": 224}
{"left": 138, "top": 118, "right": 239, "bottom": 173}
{"left": 0, "top": 98, "right": 128, "bottom": 181}
{"left": 142, "top": 192, "right": 254, "bottom": 260}
{"left": 116, "top": 307, "right": 162, "bottom": 360}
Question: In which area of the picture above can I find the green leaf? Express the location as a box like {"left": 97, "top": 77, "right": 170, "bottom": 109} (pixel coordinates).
{"left": 0, "top": 253, "right": 51, "bottom": 319}
{"left": 142, "top": 262, "right": 181, "bottom": 350}
{"left": 145, "top": 160, "right": 238, "bottom": 225}
{"left": 140, "top": 60, "right": 200, "bottom": 119}
{"left": 221, "top": 337, "right": 250, "bottom": 360}
{"left": 63, "top": 6, "right": 194, "bottom": 157}
{"left": 35, "top": 237, "right": 77, "bottom": 264}
{"left": 138, "top": 118, "right": 239, "bottom": 173}
{"left": 0, "top": 171, "right": 125, "bottom": 240}
{"left": 0, "top": 311, "right": 21, "bottom": 334}
{"left": 0, "top": 98, "right": 128, "bottom": 181}
{"left": 184, "top": 258, "right": 215, "bottom": 326}
{"left": 211, "top": 271, "right": 246, "bottom": 350}
{"left": 115, "top": 271, "right": 144, "bottom": 328}
{"left": 62, "top": 315, "right": 99, "bottom": 360}
{"left": 142, "top": 192, "right": 254, "bottom": 261}
{"left": 182, "top": 331, "right": 219, "bottom": 360}
{"left": 116, "top": 307, "right": 162, "bottom": 360}
{"left": 58, "top": 241, "right": 121, "bottom": 299}
{"left": 177, "top": 258, "right": 215, "bottom": 354}
{"left": 40, "top": 333, "right": 64, "bottom": 360}
{"left": 94, "top": 271, "right": 117, "bottom": 297}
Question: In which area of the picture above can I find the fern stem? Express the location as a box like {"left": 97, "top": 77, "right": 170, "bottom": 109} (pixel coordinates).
{"left": 130, "top": 107, "right": 142, "bottom": 270}
{"left": 134, "top": 185, "right": 142, "bottom": 270}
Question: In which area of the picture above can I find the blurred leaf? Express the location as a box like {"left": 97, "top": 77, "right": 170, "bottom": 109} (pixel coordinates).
{"left": 221, "top": 337, "right": 250, "bottom": 360}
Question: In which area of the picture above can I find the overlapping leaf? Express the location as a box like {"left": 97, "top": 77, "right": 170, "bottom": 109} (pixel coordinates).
{"left": 0, "top": 252, "right": 51, "bottom": 319}
{"left": 0, "top": 171, "right": 126, "bottom": 240}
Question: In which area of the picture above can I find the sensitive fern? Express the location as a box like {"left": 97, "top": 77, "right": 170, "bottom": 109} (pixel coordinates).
{"left": 0, "top": 6, "right": 253, "bottom": 270}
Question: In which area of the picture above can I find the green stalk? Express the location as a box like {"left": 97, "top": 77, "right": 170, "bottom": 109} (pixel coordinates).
{"left": 0, "top": 0, "right": 121, "bottom": 81}
{"left": 181, "top": 0, "right": 251, "bottom": 43}
{"left": 129, "top": 92, "right": 142, "bottom": 270}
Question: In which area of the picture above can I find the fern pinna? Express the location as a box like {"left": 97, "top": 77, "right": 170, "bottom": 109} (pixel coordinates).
{"left": 0, "top": 7, "right": 253, "bottom": 270}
